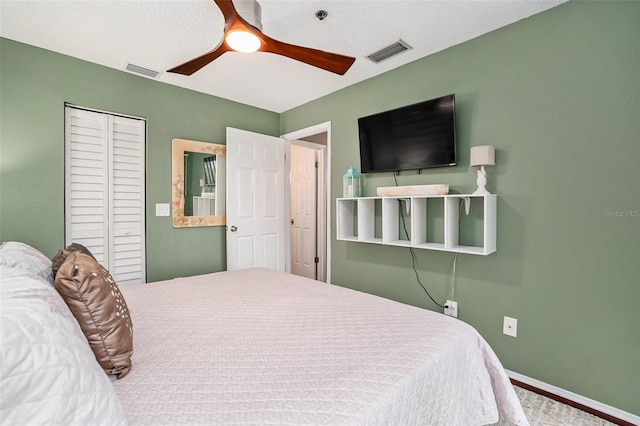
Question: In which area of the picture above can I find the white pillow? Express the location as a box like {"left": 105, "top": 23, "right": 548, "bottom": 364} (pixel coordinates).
{"left": 0, "top": 241, "right": 53, "bottom": 284}
{"left": 0, "top": 265, "right": 127, "bottom": 425}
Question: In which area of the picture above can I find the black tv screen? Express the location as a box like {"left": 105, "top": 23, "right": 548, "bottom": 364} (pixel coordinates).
{"left": 358, "top": 94, "right": 456, "bottom": 173}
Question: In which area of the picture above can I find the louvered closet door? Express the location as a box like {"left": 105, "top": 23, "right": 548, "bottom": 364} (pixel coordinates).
{"left": 110, "top": 116, "right": 145, "bottom": 286}
{"left": 65, "top": 107, "right": 145, "bottom": 286}
{"left": 65, "top": 108, "right": 110, "bottom": 264}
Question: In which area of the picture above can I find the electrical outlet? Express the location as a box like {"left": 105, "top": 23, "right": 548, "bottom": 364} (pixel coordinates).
{"left": 444, "top": 300, "right": 458, "bottom": 318}
{"left": 503, "top": 316, "right": 518, "bottom": 337}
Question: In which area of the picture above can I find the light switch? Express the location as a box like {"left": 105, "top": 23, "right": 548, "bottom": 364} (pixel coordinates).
{"left": 155, "top": 203, "right": 170, "bottom": 217}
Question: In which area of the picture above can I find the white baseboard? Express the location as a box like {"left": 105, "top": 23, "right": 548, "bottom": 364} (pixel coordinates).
{"left": 506, "top": 370, "right": 640, "bottom": 425}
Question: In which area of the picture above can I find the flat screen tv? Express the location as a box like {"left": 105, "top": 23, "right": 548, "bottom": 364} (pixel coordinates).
{"left": 358, "top": 94, "right": 456, "bottom": 173}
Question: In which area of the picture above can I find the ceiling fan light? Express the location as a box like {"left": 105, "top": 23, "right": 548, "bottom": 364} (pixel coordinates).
{"left": 225, "top": 31, "right": 261, "bottom": 53}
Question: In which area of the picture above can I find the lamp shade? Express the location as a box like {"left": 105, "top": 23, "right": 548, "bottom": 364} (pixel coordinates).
{"left": 470, "top": 145, "right": 495, "bottom": 167}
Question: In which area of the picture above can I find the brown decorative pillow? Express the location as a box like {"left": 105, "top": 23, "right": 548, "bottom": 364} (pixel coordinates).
{"left": 52, "top": 243, "right": 96, "bottom": 278}
{"left": 55, "top": 252, "right": 133, "bottom": 378}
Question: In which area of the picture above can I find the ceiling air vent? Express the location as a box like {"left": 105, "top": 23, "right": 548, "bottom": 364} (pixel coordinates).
{"left": 366, "top": 40, "right": 412, "bottom": 64}
{"left": 125, "top": 62, "right": 161, "bottom": 79}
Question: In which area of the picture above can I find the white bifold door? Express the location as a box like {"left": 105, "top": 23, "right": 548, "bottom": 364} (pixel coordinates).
{"left": 64, "top": 106, "right": 146, "bottom": 286}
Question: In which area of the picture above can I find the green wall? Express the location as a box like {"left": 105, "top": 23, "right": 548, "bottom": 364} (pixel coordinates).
{"left": 0, "top": 38, "right": 279, "bottom": 281}
{"left": 282, "top": 1, "right": 639, "bottom": 415}
{"left": 1, "top": 0, "right": 638, "bottom": 417}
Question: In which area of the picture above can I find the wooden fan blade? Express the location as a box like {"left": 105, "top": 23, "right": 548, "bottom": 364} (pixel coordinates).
{"left": 167, "top": 0, "right": 238, "bottom": 75}
{"left": 259, "top": 33, "right": 355, "bottom": 75}
{"left": 167, "top": 43, "right": 231, "bottom": 75}
{"left": 213, "top": 0, "right": 238, "bottom": 29}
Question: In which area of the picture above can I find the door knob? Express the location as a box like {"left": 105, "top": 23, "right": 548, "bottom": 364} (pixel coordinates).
{"left": 230, "top": 226, "right": 238, "bottom": 232}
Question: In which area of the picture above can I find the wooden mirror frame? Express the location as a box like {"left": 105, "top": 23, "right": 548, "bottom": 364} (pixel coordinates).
{"left": 172, "top": 138, "right": 226, "bottom": 228}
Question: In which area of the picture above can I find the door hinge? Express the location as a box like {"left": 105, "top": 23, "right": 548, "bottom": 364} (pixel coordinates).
{"left": 315, "top": 161, "right": 319, "bottom": 168}
{"left": 314, "top": 257, "right": 319, "bottom": 264}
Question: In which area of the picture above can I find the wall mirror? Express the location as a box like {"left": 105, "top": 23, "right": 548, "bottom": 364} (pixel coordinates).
{"left": 172, "top": 138, "right": 226, "bottom": 228}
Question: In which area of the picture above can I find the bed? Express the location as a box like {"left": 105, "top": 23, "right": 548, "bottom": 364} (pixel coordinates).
{"left": 1, "top": 241, "right": 528, "bottom": 426}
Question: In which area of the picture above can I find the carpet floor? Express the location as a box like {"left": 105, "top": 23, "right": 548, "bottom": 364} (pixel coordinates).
{"left": 494, "top": 386, "right": 617, "bottom": 426}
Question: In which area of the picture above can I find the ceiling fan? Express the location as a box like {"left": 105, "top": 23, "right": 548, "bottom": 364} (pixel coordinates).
{"left": 167, "top": 0, "right": 356, "bottom": 76}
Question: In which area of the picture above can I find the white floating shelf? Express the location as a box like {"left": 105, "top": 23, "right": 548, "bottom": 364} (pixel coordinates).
{"left": 336, "top": 194, "right": 496, "bottom": 256}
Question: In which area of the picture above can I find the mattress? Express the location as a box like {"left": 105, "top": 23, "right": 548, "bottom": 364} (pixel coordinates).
{"left": 113, "top": 268, "right": 528, "bottom": 425}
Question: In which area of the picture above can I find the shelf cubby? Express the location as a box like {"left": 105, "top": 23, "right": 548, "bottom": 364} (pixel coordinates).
{"left": 413, "top": 197, "right": 446, "bottom": 251}
{"left": 336, "top": 197, "right": 383, "bottom": 244}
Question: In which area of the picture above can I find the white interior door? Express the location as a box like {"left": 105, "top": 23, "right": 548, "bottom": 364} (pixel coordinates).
{"left": 290, "top": 145, "right": 317, "bottom": 279}
{"left": 226, "top": 127, "right": 285, "bottom": 271}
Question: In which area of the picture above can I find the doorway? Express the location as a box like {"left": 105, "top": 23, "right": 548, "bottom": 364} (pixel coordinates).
{"left": 283, "top": 122, "right": 331, "bottom": 283}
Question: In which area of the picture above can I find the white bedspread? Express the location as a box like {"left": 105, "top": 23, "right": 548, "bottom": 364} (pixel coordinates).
{"left": 113, "top": 268, "right": 528, "bottom": 426}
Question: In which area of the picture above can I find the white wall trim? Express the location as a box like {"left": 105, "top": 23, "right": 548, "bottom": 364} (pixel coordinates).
{"left": 506, "top": 370, "right": 640, "bottom": 425}
{"left": 281, "top": 121, "right": 332, "bottom": 283}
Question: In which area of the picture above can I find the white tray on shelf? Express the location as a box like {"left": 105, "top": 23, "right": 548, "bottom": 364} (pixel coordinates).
{"left": 376, "top": 184, "right": 449, "bottom": 197}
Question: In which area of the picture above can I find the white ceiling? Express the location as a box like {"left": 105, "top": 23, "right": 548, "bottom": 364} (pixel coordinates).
{"left": 0, "top": 0, "right": 566, "bottom": 113}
